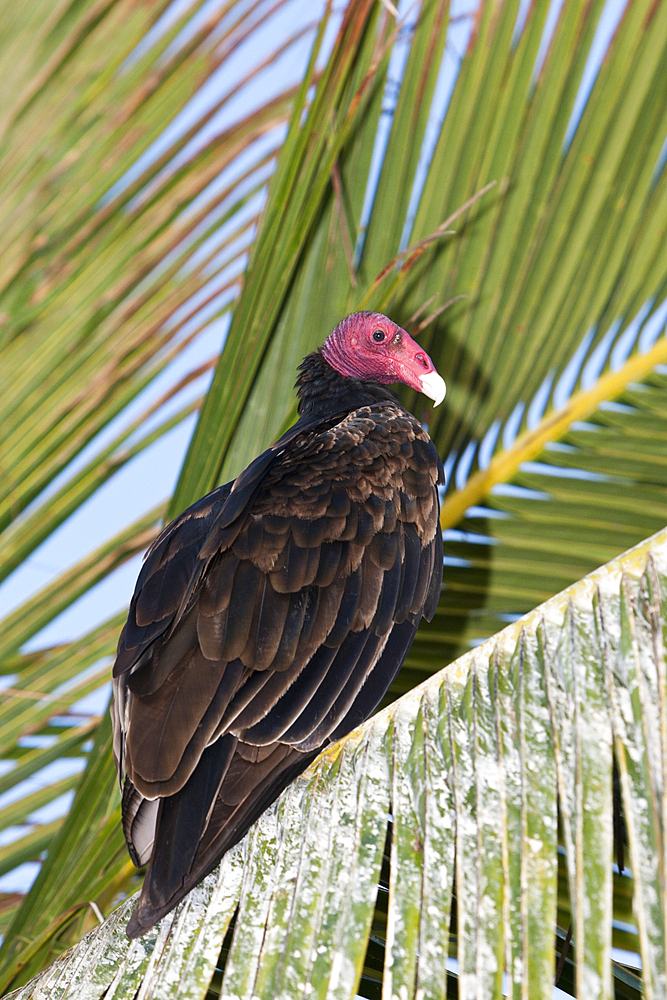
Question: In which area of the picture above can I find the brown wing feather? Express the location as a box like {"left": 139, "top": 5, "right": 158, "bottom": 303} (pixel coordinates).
{"left": 113, "top": 401, "right": 443, "bottom": 938}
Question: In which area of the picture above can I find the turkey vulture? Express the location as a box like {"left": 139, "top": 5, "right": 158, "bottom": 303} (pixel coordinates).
{"left": 111, "top": 311, "right": 446, "bottom": 938}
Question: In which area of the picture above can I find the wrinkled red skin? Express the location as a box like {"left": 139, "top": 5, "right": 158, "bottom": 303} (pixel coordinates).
{"left": 321, "top": 311, "right": 437, "bottom": 396}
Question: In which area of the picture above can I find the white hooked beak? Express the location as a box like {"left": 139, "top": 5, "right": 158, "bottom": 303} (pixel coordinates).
{"left": 419, "top": 370, "right": 447, "bottom": 407}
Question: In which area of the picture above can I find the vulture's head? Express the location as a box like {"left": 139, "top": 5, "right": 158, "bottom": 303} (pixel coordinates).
{"left": 321, "top": 311, "right": 446, "bottom": 406}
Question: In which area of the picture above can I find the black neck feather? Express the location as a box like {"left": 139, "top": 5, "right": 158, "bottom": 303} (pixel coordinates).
{"left": 295, "top": 350, "right": 398, "bottom": 421}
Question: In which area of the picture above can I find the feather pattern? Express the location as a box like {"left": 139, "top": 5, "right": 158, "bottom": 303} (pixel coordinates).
{"left": 112, "top": 341, "right": 444, "bottom": 938}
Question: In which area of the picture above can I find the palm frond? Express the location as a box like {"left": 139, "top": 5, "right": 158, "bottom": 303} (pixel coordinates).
{"left": 4, "top": 526, "right": 665, "bottom": 1000}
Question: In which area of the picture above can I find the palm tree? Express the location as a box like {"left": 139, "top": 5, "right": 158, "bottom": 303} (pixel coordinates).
{"left": 0, "top": 0, "right": 665, "bottom": 995}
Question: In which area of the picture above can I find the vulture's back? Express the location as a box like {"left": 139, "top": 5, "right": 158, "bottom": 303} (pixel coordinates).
{"left": 112, "top": 398, "right": 444, "bottom": 938}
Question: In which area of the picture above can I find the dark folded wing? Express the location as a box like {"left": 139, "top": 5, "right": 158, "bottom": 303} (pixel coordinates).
{"left": 113, "top": 484, "right": 233, "bottom": 678}
{"left": 112, "top": 406, "right": 344, "bottom": 683}
{"left": 114, "top": 402, "right": 443, "bottom": 938}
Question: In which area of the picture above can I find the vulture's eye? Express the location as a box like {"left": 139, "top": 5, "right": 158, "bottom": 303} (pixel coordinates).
{"left": 372, "top": 329, "right": 386, "bottom": 342}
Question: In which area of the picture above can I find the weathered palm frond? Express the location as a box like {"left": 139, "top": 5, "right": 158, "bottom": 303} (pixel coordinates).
{"left": 4, "top": 525, "right": 665, "bottom": 1000}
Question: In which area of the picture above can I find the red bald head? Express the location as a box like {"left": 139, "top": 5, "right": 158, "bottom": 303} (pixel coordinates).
{"left": 321, "top": 312, "right": 446, "bottom": 406}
